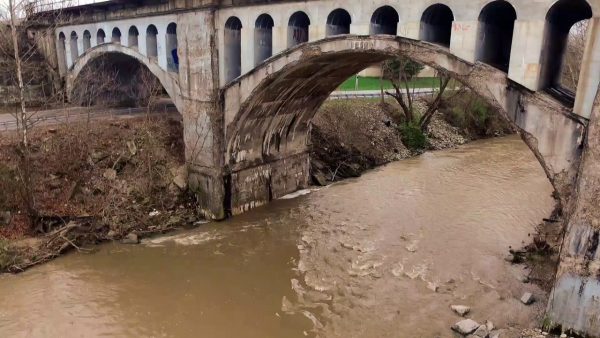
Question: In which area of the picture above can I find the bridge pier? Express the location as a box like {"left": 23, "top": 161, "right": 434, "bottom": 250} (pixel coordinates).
{"left": 547, "top": 84, "right": 600, "bottom": 336}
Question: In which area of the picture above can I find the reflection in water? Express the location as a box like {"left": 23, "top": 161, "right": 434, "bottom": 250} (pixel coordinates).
{"left": 0, "top": 136, "right": 554, "bottom": 337}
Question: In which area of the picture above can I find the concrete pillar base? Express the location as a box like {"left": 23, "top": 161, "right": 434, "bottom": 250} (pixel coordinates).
{"left": 230, "top": 153, "right": 310, "bottom": 215}
{"left": 188, "top": 166, "right": 226, "bottom": 220}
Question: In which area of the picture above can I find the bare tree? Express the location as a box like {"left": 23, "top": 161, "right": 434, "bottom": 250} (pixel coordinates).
{"left": 383, "top": 57, "right": 452, "bottom": 131}
{"left": 561, "top": 20, "right": 589, "bottom": 92}
{"left": 0, "top": 0, "right": 73, "bottom": 227}
{"left": 132, "top": 65, "right": 164, "bottom": 120}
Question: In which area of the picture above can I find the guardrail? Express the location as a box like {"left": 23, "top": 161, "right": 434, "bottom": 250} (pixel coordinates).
{"left": 0, "top": 105, "right": 178, "bottom": 132}
{"left": 329, "top": 90, "right": 436, "bottom": 100}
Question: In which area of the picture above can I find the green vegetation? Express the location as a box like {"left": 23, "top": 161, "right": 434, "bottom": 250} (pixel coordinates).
{"left": 398, "top": 122, "right": 428, "bottom": 150}
{"left": 338, "top": 76, "right": 442, "bottom": 91}
{"left": 440, "top": 92, "right": 512, "bottom": 137}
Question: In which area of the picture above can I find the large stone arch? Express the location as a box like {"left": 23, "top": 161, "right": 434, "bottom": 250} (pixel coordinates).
{"left": 221, "top": 35, "right": 584, "bottom": 213}
{"left": 66, "top": 43, "right": 182, "bottom": 112}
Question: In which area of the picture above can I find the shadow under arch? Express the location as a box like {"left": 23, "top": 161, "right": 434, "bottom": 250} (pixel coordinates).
{"left": 222, "top": 35, "right": 582, "bottom": 192}
{"left": 66, "top": 43, "right": 182, "bottom": 112}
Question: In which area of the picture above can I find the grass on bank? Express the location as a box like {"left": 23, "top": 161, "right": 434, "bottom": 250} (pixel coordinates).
{"left": 338, "top": 76, "right": 443, "bottom": 91}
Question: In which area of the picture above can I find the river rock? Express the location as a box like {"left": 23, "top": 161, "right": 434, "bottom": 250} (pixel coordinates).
{"left": 103, "top": 168, "right": 117, "bottom": 180}
{"left": 452, "top": 319, "right": 480, "bottom": 335}
{"left": 107, "top": 230, "right": 117, "bottom": 239}
{"left": 521, "top": 292, "right": 534, "bottom": 305}
{"left": 489, "top": 330, "right": 502, "bottom": 338}
{"left": 451, "top": 305, "right": 471, "bottom": 317}
{"left": 485, "top": 320, "right": 494, "bottom": 331}
{"left": 473, "top": 324, "right": 489, "bottom": 337}
{"left": 0, "top": 211, "right": 11, "bottom": 226}
{"left": 121, "top": 233, "right": 139, "bottom": 244}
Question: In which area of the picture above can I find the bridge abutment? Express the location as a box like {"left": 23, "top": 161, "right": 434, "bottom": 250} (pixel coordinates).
{"left": 547, "top": 84, "right": 600, "bottom": 336}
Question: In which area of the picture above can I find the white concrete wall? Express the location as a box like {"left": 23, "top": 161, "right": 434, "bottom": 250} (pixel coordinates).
{"left": 54, "top": 0, "right": 600, "bottom": 119}
{"left": 56, "top": 14, "right": 177, "bottom": 74}
{"left": 214, "top": 0, "right": 564, "bottom": 89}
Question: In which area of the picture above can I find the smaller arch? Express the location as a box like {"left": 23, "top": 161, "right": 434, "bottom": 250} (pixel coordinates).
{"left": 254, "top": 14, "right": 274, "bottom": 66}
{"left": 58, "top": 32, "right": 67, "bottom": 72}
{"left": 225, "top": 17, "right": 243, "bottom": 82}
{"left": 112, "top": 27, "right": 122, "bottom": 44}
{"left": 475, "top": 0, "right": 517, "bottom": 73}
{"left": 83, "top": 30, "right": 91, "bottom": 51}
{"left": 97, "top": 29, "right": 106, "bottom": 44}
{"left": 326, "top": 8, "right": 351, "bottom": 37}
{"left": 370, "top": 6, "right": 399, "bottom": 36}
{"left": 128, "top": 26, "right": 139, "bottom": 49}
{"left": 166, "top": 23, "right": 178, "bottom": 72}
{"left": 146, "top": 24, "right": 158, "bottom": 59}
{"left": 288, "top": 11, "right": 310, "bottom": 47}
{"left": 70, "top": 31, "right": 79, "bottom": 62}
{"left": 539, "top": 0, "right": 593, "bottom": 98}
{"left": 420, "top": 4, "right": 454, "bottom": 47}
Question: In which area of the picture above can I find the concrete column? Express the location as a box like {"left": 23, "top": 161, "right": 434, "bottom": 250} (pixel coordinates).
{"left": 399, "top": 21, "right": 419, "bottom": 39}
{"left": 574, "top": 17, "right": 600, "bottom": 119}
{"left": 177, "top": 11, "right": 226, "bottom": 220}
{"left": 157, "top": 25, "right": 168, "bottom": 72}
{"left": 350, "top": 21, "right": 369, "bottom": 35}
{"left": 547, "top": 82, "right": 600, "bottom": 337}
{"left": 450, "top": 20, "right": 478, "bottom": 63}
{"left": 240, "top": 26, "right": 253, "bottom": 75}
{"left": 508, "top": 20, "right": 545, "bottom": 91}
{"left": 65, "top": 38, "right": 73, "bottom": 69}
{"left": 139, "top": 31, "right": 148, "bottom": 58}
{"left": 272, "top": 25, "right": 286, "bottom": 56}
{"left": 309, "top": 24, "right": 324, "bottom": 41}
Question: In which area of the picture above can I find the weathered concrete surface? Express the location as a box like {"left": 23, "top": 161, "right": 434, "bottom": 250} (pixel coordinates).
{"left": 222, "top": 35, "right": 584, "bottom": 214}
{"left": 547, "top": 84, "right": 600, "bottom": 337}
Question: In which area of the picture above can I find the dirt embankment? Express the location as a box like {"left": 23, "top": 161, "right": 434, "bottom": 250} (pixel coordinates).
{"left": 310, "top": 96, "right": 513, "bottom": 184}
{"left": 0, "top": 117, "right": 196, "bottom": 272}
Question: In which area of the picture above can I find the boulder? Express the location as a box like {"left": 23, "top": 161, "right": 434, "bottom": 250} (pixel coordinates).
{"left": 171, "top": 165, "right": 188, "bottom": 190}
{"left": 485, "top": 320, "right": 494, "bottom": 332}
{"left": 520, "top": 292, "right": 534, "bottom": 305}
{"left": 121, "top": 233, "right": 139, "bottom": 245}
{"left": 451, "top": 305, "right": 471, "bottom": 317}
{"left": 452, "top": 319, "right": 480, "bottom": 335}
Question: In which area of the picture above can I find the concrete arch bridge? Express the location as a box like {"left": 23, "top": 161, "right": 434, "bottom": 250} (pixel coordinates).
{"left": 41, "top": 0, "right": 600, "bottom": 334}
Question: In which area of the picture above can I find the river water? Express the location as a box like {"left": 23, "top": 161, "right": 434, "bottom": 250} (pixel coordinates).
{"left": 0, "top": 136, "right": 555, "bottom": 338}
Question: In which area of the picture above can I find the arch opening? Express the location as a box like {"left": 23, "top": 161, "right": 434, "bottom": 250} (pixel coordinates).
{"left": 370, "top": 6, "right": 399, "bottom": 35}
{"left": 146, "top": 25, "right": 158, "bottom": 59}
{"left": 97, "top": 29, "right": 106, "bottom": 45}
{"left": 225, "top": 17, "right": 243, "bottom": 82}
{"left": 475, "top": 0, "right": 517, "bottom": 73}
{"left": 326, "top": 8, "right": 351, "bottom": 37}
{"left": 69, "top": 31, "right": 79, "bottom": 62}
{"left": 58, "top": 32, "right": 67, "bottom": 72}
{"left": 539, "top": 0, "right": 592, "bottom": 104}
{"left": 166, "top": 23, "right": 178, "bottom": 72}
{"left": 420, "top": 4, "right": 454, "bottom": 47}
{"left": 288, "top": 11, "right": 310, "bottom": 48}
{"left": 71, "top": 52, "right": 169, "bottom": 108}
{"left": 254, "top": 14, "right": 274, "bottom": 66}
{"left": 128, "top": 26, "right": 139, "bottom": 49}
{"left": 83, "top": 30, "right": 91, "bottom": 51}
{"left": 112, "top": 27, "right": 122, "bottom": 44}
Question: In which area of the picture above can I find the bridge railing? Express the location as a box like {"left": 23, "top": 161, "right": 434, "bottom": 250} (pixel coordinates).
{"left": 0, "top": 105, "right": 179, "bottom": 132}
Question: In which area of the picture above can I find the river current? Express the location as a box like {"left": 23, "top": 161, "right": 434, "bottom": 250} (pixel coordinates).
{"left": 0, "top": 135, "right": 555, "bottom": 337}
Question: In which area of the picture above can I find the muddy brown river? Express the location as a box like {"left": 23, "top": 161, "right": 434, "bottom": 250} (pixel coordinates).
{"left": 0, "top": 136, "right": 555, "bottom": 337}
